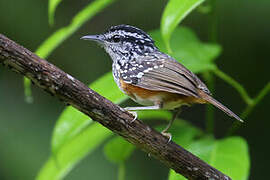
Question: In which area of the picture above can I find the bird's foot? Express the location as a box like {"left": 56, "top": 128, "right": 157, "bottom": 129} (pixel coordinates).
{"left": 161, "top": 131, "right": 172, "bottom": 143}
{"left": 124, "top": 108, "right": 137, "bottom": 123}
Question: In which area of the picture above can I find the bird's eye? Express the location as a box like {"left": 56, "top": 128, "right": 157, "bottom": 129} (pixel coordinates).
{"left": 112, "top": 35, "right": 121, "bottom": 42}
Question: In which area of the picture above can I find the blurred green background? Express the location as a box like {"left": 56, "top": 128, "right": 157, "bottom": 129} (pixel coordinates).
{"left": 0, "top": 0, "right": 269, "bottom": 179}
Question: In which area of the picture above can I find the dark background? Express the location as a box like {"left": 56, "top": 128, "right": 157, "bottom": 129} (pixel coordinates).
{"left": 0, "top": 0, "right": 269, "bottom": 179}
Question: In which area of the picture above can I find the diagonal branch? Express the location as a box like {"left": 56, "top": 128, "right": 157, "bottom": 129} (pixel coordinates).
{"left": 0, "top": 34, "right": 231, "bottom": 180}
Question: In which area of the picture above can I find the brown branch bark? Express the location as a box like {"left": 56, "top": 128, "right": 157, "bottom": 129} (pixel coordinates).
{"left": 0, "top": 34, "right": 231, "bottom": 180}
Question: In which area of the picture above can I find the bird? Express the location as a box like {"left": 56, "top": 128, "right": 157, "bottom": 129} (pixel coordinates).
{"left": 81, "top": 24, "right": 243, "bottom": 139}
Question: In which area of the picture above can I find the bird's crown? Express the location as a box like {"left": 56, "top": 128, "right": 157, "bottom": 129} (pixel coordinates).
{"left": 103, "top": 24, "right": 154, "bottom": 46}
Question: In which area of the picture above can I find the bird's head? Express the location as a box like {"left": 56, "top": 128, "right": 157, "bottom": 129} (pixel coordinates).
{"left": 81, "top": 24, "right": 157, "bottom": 62}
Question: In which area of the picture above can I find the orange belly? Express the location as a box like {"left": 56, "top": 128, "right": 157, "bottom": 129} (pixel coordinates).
{"left": 120, "top": 79, "right": 206, "bottom": 109}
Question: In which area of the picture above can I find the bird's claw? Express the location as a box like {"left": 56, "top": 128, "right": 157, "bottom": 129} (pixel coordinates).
{"left": 129, "top": 111, "right": 137, "bottom": 122}
{"left": 123, "top": 108, "right": 137, "bottom": 123}
{"left": 161, "top": 131, "right": 172, "bottom": 143}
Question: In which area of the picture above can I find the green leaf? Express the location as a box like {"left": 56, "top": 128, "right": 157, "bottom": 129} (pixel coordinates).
{"left": 161, "top": 0, "right": 205, "bottom": 51}
{"left": 51, "top": 107, "right": 91, "bottom": 154}
{"left": 37, "top": 0, "right": 115, "bottom": 59}
{"left": 39, "top": 72, "right": 127, "bottom": 180}
{"left": 24, "top": 0, "right": 115, "bottom": 104}
{"left": 150, "top": 27, "right": 221, "bottom": 73}
{"left": 52, "top": 72, "right": 127, "bottom": 155}
{"left": 168, "top": 136, "right": 250, "bottom": 180}
{"left": 48, "top": 0, "right": 63, "bottom": 26}
{"left": 210, "top": 137, "right": 250, "bottom": 180}
{"left": 104, "top": 136, "right": 135, "bottom": 164}
{"left": 138, "top": 110, "right": 172, "bottom": 120}
{"left": 36, "top": 123, "right": 112, "bottom": 180}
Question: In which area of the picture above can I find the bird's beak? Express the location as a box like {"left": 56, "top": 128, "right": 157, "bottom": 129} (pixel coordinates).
{"left": 80, "top": 34, "right": 105, "bottom": 43}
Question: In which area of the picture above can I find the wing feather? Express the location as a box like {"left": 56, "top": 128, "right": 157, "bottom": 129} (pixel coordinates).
{"left": 134, "top": 58, "right": 200, "bottom": 97}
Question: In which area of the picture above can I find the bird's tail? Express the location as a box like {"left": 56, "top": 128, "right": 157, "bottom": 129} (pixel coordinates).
{"left": 200, "top": 92, "right": 243, "bottom": 123}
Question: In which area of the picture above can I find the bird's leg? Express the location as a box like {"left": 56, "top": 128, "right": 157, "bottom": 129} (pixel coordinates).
{"left": 124, "top": 105, "right": 160, "bottom": 111}
{"left": 124, "top": 104, "right": 162, "bottom": 122}
{"left": 161, "top": 108, "right": 181, "bottom": 142}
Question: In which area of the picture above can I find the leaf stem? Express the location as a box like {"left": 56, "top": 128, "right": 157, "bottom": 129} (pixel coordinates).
{"left": 203, "top": 72, "right": 215, "bottom": 133}
{"left": 204, "top": 0, "right": 218, "bottom": 133}
{"left": 208, "top": 0, "right": 218, "bottom": 43}
{"left": 241, "top": 82, "right": 270, "bottom": 118}
{"left": 118, "top": 163, "right": 125, "bottom": 180}
{"left": 227, "top": 82, "right": 270, "bottom": 135}
{"left": 24, "top": 77, "right": 33, "bottom": 103}
{"left": 212, "top": 62, "right": 270, "bottom": 136}
{"left": 212, "top": 68, "right": 253, "bottom": 105}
